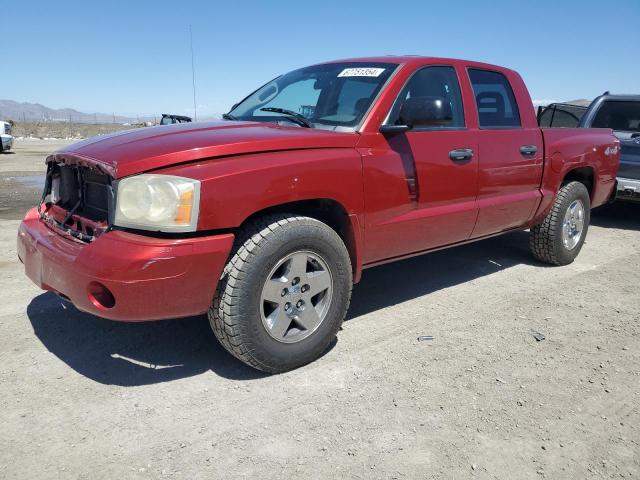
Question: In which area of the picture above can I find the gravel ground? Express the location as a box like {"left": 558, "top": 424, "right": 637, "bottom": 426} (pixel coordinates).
{"left": 1, "top": 139, "right": 639, "bottom": 479}
{"left": 12, "top": 122, "right": 141, "bottom": 141}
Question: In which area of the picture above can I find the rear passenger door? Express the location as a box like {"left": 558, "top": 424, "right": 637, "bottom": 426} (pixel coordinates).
{"left": 467, "top": 68, "right": 544, "bottom": 238}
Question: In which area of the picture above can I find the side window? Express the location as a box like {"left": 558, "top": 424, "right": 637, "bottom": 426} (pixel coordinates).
{"left": 468, "top": 69, "right": 521, "bottom": 128}
{"left": 592, "top": 101, "right": 640, "bottom": 132}
{"left": 387, "top": 66, "right": 465, "bottom": 128}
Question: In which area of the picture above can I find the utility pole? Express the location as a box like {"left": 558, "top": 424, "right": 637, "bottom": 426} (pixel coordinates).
{"left": 190, "top": 24, "right": 197, "bottom": 121}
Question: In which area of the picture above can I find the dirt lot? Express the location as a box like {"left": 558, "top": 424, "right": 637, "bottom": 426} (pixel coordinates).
{"left": 11, "top": 122, "right": 142, "bottom": 141}
{"left": 1, "top": 139, "right": 638, "bottom": 479}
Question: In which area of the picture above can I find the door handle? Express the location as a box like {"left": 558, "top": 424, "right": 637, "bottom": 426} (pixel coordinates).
{"left": 520, "top": 145, "right": 538, "bottom": 156}
{"left": 449, "top": 148, "right": 474, "bottom": 163}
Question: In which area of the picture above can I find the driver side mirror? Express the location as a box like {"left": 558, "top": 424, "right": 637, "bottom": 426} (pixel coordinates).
{"left": 379, "top": 96, "right": 452, "bottom": 134}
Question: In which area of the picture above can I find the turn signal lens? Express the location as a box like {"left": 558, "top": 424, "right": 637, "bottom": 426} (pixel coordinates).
{"left": 174, "top": 189, "right": 194, "bottom": 225}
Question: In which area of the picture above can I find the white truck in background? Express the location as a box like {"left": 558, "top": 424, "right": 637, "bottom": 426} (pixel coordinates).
{"left": 0, "top": 121, "right": 14, "bottom": 152}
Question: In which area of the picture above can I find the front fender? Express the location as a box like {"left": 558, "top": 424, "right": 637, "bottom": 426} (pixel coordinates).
{"left": 158, "top": 148, "right": 363, "bottom": 230}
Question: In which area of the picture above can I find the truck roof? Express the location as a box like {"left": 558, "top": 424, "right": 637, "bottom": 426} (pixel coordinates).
{"left": 596, "top": 94, "right": 640, "bottom": 101}
{"left": 319, "top": 56, "right": 518, "bottom": 75}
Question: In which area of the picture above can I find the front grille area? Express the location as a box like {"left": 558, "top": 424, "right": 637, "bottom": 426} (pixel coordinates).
{"left": 41, "top": 162, "right": 113, "bottom": 241}
{"left": 79, "top": 169, "right": 111, "bottom": 220}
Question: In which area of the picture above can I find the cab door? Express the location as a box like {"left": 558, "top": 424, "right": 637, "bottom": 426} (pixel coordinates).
{"left": 466, "top": 68, "right": 544, "bottom": 238}
{"left": 362, "top": 65, "right": 479, "bottom": 263}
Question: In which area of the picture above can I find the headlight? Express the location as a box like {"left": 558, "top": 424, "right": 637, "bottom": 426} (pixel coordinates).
{"left": 114, "top": 174, "right": 200, "bottom": 232}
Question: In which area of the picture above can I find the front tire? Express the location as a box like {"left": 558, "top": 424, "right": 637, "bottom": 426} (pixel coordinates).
{"left": 529, "top": 181, "right": 591, "bottom": 265}
{"left": 209, "top": 214, "right": 353, "bottom": 373}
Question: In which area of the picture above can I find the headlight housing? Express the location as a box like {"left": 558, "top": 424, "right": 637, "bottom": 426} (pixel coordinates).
{"left": 114, "top": 174, "right": 200, "bottom": 232}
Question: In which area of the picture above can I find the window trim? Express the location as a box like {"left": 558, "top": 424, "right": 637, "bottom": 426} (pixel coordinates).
{"left": 381, "top": 64, "right": 468, "bottom": 132}
{"left": 476, "top": 125, "right": 522, "bottom": 131}
{"left": 409, "top": 125, "right": 470, "bottom": 133}
{"left": 466, "top": 67, "right": 522, "bottom": 130}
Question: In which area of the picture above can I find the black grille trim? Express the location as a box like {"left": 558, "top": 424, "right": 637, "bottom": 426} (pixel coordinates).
{"left": 40, "top": 162, "right": 114, "bottom": 242}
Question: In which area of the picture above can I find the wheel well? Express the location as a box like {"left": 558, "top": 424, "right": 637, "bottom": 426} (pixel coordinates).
{"left": 239, "top": 199, "right": 358, "bottom": 274}
{"left": 562, "top": 167, "right": 594, "bottom": 198}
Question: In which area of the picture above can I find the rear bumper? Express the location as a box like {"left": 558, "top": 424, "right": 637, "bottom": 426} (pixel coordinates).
{"left": 17, "top": 208, "right": 234, "bottom": 321}
{"left": 616, "top": 177, "right": 640, "bottom": 201}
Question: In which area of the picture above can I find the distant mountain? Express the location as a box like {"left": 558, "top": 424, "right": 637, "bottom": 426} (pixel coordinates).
{"left": 0, "top": 99, "right": 149, "bottom": 124}
{"left": 533, "top": 98, "right": 592, "bottom": 108}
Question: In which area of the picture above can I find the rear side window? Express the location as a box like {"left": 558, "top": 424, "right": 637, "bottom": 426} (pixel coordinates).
{"left": 591, "top": 101, "right": 640, "bottom": 133}
{"left": 469, "top": 69, "right": 521, "bottom": 128}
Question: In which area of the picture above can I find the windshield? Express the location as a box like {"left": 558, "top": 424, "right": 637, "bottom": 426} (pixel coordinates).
{"left": 228, "top": 62, "right": 399, "bottom": 130}
{"left": 592, "top": 100, "right": 640, "bottom": 133}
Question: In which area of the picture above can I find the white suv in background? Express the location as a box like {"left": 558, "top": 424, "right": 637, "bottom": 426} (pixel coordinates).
{"left": 1, "top": 121, "right": 14, "bottom": 152}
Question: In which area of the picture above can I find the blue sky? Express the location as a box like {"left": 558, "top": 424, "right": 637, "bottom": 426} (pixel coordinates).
{"left": 2, "top": 0, "right": 639, "bottom": 118}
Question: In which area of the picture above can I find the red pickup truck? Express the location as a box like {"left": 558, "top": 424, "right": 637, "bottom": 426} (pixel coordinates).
{"left": 18, "top": 57, "right": 619, "bottom": 372}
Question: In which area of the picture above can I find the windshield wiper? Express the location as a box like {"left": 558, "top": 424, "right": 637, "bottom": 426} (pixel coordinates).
{"left": 260, "top": 107, "right": 312, "bottom": 128}
{"left": 222, "top": 113, "right": 237, "bottom": 120}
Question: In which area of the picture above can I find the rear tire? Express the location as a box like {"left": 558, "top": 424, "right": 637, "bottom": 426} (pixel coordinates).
{"left": 209, "top": 214, "right": 352, "bottom": 373}
{"left": 529, "top": 181, "right": 591, "bottom": 265}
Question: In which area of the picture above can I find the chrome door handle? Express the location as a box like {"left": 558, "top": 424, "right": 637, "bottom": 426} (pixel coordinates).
{"left": 520, "top": 145, "right": 538, "bottom": 156}
{"left": 449, "top": 148, "right": 474, "bottom": 163}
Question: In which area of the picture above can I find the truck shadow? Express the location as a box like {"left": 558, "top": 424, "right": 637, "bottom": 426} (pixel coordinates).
{"left": 27, "top": 230, "right": 538, "bottom": 386}
{"left": 591, "top": 201, "right": 640, "bottom": 230}
{"left": 27, "top": 295, "right": 272, "bottom": 385}
{"left": 347, "top": 230, "right": 533, "bottom": 319}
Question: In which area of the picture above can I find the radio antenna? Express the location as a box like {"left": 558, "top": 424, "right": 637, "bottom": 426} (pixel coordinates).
{"left": 189, "top": 25, "right": 197, "bottom": 121}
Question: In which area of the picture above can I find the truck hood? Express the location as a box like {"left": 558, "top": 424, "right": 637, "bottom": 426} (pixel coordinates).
{"left": 49, "top": 121, "right": 359, "bottom": 178}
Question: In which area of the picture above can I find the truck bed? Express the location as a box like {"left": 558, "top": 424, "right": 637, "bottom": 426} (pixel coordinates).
{"left": 534, "top": 127, "right": 619, "bottom": 219}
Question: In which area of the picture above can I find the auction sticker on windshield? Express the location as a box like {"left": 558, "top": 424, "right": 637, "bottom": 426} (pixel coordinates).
{"left": 338, "top": 68, "right": 385, "bottom": 77}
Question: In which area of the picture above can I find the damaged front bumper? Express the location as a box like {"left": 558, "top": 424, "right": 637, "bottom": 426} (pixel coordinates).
{"left": 17, "top": 207, "right": 234, "bottom": 321}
